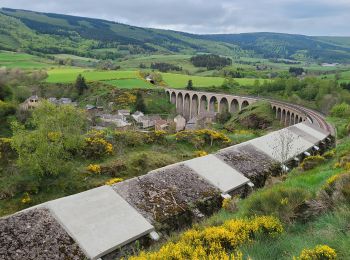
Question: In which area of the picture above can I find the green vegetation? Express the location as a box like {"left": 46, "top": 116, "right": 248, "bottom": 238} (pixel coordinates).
{"left": 225, "top": 101, "right": 279, "bottom": 131}
{"left": 0, "top": 51, "right": 52, "bottom": 69}
{"left": 46, "top": 68, "right": 138, "bottom": 83}
{"left": 135, "top": 123, "right": 350, "bottom": 259}
{"left": 1, "top": 8, "right": 350, "bottom": 63}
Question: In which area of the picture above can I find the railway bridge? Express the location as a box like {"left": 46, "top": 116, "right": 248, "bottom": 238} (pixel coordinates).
{"left": 165, "top": 88, "right": 333, "bottom": 133}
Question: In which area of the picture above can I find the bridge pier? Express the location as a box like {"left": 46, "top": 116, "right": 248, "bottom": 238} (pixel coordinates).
{"left": 166, "top": 89, "right": 310, "bottom": 127}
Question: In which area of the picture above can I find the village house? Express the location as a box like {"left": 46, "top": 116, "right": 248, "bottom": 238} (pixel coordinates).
{"left": 20, "top": 95, "right": 40, "bottom": 110}
{"left": 139, "top": 115, "right": 162, "bottom": 129}
{"left": 117, "top": 109, "right": 131, "bottom": 117}
{"left": 49, "top": 97, "right": 77, "bottom": 107}
{"left": 98, "top": 114, "right": 131, "bottom": 128}
{"left": 155, "top": 119, "right": 169, "bottom": 131}
{"left": 174, "top": 114, "right": 186, "bottom": 132}
{"left": 132, "top": 111, "right": 145, "bottom": 122}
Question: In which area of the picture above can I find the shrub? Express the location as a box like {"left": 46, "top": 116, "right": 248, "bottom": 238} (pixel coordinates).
{"left": 0, "top": 138, "right": 16, "bottom": 164}
{"left": 87, "top": 164, "right": 101, "bottom": 174}
{"left": 147, "top": 130, "right": 167, "bottom": 144}
{"left": 330, "top": 103, "right": 350, "bottom": 117}
{"left": 105, "top": 178, "right": 123, "bottom": 185}
{"left": 323, "top": 150, "right": 335, "bottom": 160}
{"left": 100, "top": 159, "right": 127, "bottom": 177}
{"left": 194, "top": 150, "right": 208, "bottom": 157}
{"left": 130, "top": 216, "right": 282, "bottom": 259}
{"left": 322, "top": 172, "right": 350, "bottom": 204}
{"left": 11, "top": 102, "right": 87, "bottom": 176}
{"left": 175, "top": 129, "right": 231, "bottom": 148}
{"left": 83, "top": 131, "right": 113, "bottom": 159}
{"left": 21, "top": 192, "right": 32, "bottom": 204}
{"left": 241, "top": 186, "right": 310, "bottom": 223}
{"left": 300, "top": 155, "right": 326, "bottom": 171}
{"left": 129, "top": 151, "right": 177, "bottom": 175}
{"left": 113, "top": 130, "right": 150, "bottom": 147}
{"left": 298, "top": 245, "right": 336, "bottom": 260}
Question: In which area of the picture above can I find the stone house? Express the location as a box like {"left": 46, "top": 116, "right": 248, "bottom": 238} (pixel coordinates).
{"left": 132, "top": 111, "right": 145, "bottom": 122}
{"left": 139, "top": 115, "right": 162, "bottom": 129}
{"left": 98, "top": 114, "right": 131, "bottom": 128}
{"left": 20, "top": 95, "right": 40, "bottom": 110}
{"left": 118, "top": 110, "right": 131, "bottom": 117}
{"left": 155, "top": 119, "right": 169, "bottom": 131}
{"left": 174, "top": 114, "right": 186, "bottom": 132}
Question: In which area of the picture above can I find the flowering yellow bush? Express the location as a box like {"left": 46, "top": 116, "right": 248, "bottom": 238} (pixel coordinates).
{"left": 84, "top": 131, "right": 113, "bottom": 159}
{"left": 195, "top": 150, "right": 208, "bottom": 157}
{"left": 129, "top": 216, "right": 283, "bottom": 259}
{"left": 297, "top": 245, "right": 337, "bottom": 260}
{"left": 148, "top": 130, "right": 167, "bottom": 143}
{"left": 105, "top": 178, "right": 124, "bottom": 185}
{"left": 300, "top": 155, "right": 326, "bottom": 170}
{"left": 222, "top": 198, "right": 231, "bottom": 209}
{"left": 21, "top": 192, "right": 31, "bottom": 204}
{"left": 87, "top": 164, "right": 101, "bottom": 174}
{"left": 47, "top": 131, "right": 62, "bottom": 142}
{"left": 115, "top": 92, "right": 136, "bottom": 107}
{"left": 175, "top": 129, "right": 231, "bottom": 148}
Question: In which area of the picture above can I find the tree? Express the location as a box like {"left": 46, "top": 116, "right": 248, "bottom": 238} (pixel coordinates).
{"left": 11, "top": 101, "right": 88, "bottom": 176}
{"left": 75, "top": 74, "right": 88, "bottom": 95}
{"left": 271, "top": 130, "right": 301, "bottom": 174}
{"left": 186, "top": 80, "right": 194, "bottom": 90}
{"left": 135, "top": 91, "right": 146, "bottom": 112}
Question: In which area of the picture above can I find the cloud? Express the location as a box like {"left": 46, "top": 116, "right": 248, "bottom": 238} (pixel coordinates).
{"left": 1, "top": 0, "right": 349, "bottom": 36}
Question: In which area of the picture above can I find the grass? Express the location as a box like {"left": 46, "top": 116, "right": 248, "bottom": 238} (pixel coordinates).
{"left": 161, "top": 72, "right": 260, "bottom": 88}
{"left": 0, "top": 51, "right": 52, "bottom": 69}
{"left": 103, "top": 78, "right": 156, "bottom": 89}
{"left": 46, "top": 68, "right": 139, "bottom": 83}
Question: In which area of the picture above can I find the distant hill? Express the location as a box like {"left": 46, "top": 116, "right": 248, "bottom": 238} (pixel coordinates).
{"left": 1, "top": 8, "right": 350, "bottom": 62}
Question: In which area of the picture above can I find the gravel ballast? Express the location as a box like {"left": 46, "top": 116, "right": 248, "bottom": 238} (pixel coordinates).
{"left": 0, "top": 208, "right": 86, "bottom": 260}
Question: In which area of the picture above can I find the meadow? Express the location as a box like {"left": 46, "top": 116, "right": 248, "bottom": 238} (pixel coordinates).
{"left": 46, "top": 68, "right": 139, "bottom": 83}
{"left": 103, "top": 78, "right": 156, "bottom": 89}
{"left": 0, "top": 51, "right": 52, "bottom": 69}
{"left": 161, "top": 72, "right": 259, "bottom": 88}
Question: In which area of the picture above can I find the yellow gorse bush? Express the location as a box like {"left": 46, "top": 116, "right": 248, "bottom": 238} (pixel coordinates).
{"left": 105, "top": 178, "right": 124, "bottom": 185}
{"left": 297, "top": 244, "right": 337, "bottom": 260}
{"left": 21, "top": 192, "right": 31, "bottom": 204}
{"left": 175, "top": 129, "right": 231, "bottom": 148}
{"left": 129, "top": 216, "right": 283, "bottom": 259}
{"left": 47, "top": 131, "right": 62, "bottom": 142}
{"left": 87, "top": 164, "right": 101, "bottom": 174}
{"left": 195, "top": 150, "right": 208, "bottom": 157}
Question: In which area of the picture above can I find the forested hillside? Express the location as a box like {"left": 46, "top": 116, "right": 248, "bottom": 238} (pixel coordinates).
{"left": 1, "top": 8, "right": 350, "bottom": 62}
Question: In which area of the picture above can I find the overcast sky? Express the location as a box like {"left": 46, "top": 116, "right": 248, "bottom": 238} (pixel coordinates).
{"left": 1, "top": 0, "right": 350, "bottom": 36}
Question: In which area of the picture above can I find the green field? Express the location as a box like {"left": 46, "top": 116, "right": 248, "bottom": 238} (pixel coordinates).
{"left": 161, "top": 72, "right": 260, "bottom": 88}
{"left": 103, "top": 78, "right": 156, "bottom": 89}
{"left": 46, "top": 68, "right": 139, "bottom": 83}
{"left": 0, "top": 51, "right": 51, "bottom": 69}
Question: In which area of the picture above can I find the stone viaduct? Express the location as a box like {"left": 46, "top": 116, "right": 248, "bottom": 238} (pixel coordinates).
{"left": 165, "top": 88, "right": 309, "bottom": 126}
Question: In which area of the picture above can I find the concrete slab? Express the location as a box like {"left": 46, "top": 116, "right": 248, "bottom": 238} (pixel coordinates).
{"left": 294, "top": 123, "right": 328, "bottom": 141}
{"left": 48, "top": 186, "right": 154, "bottom": 260}
{"left": 184, "top": 154, "right": 250, "bottom": 194}
{"left": 249, "top": 127, "right": 314, "bottom": 162}
{"left": 288, "top": 125, "right": 320, "bottom": 144}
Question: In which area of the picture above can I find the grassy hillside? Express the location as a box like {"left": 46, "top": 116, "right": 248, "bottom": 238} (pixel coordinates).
{"left": 1, "top": 8, "right": 350, "bottom": 62}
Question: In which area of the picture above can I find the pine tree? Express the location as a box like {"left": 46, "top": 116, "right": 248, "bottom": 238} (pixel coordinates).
{"left": 135, "top": 91, "right": 146, "bottom": 112}
{"left": 186, "top": 80, "right": 194, "bottom": 90}
{"left": 75, "top": 74, "right": 88, "bottom": 96}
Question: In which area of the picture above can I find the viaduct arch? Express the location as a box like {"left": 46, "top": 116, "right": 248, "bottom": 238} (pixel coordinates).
{"left": 166, "top": 88, "right": 310, "bottom": 127}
